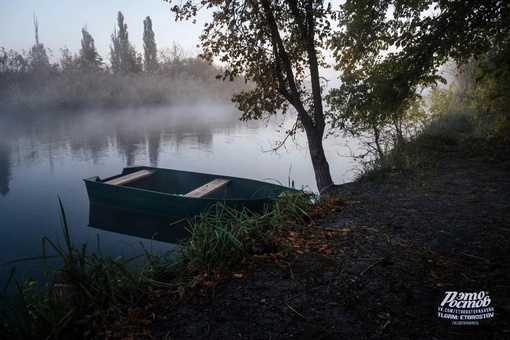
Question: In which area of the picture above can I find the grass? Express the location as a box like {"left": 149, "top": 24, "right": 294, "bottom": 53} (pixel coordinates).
{"left": 181, "top": 192, "right": 312, "bottom": 271}
{"left": 357, "top": 109, "right": 504, "bottom": 181}
{"left": 0, "top": 198, "right": 181, "bottom": 339}
{"left": 0, "top": 192, "right": 314, "bottom": 339}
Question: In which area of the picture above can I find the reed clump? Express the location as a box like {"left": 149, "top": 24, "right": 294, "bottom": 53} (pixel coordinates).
{"left": 182, "top": 192, "right": 312, "bottom": 271}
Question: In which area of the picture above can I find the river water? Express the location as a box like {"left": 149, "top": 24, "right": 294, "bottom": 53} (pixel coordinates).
{"left": 0, "top": 104, "right": 356, "bottom": 285}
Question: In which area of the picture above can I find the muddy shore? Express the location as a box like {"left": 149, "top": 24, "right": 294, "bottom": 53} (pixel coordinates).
{"left": 148, "top": 142, "right": 510, "bottom": 339}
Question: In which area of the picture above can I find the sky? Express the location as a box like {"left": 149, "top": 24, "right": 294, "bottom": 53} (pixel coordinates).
{"left": 0, "top": 0, "right": 208, "bottom": 61}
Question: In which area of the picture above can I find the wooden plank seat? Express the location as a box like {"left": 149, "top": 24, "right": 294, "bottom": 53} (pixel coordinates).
{"left": 184, "top": 179, "right": 230, "bottom": 198}
{"left": 105, "top": 170, "right": 154, "bottom": 186}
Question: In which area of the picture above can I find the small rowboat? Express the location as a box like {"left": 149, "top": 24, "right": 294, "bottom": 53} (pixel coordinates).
{"left": 84, "top": 166, "right": 294, "bottom": 219}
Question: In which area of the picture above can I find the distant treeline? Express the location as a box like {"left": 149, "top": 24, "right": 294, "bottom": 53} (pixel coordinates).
{"left": 0, "top": 12, "right": 245, "bottom": 112}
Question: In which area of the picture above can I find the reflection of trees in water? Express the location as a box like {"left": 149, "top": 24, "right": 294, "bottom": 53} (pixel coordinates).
{"left": 0, "top": 142, "right": 11, "bottom": 196}
{"left": 195, "top": 127, "right": 214, "bottom": 146}
{"left": 147, "top": 131, "right": 161, "bottom": 167}
{"left": 113, "top": 115, "right": 218, "bottom": 166}
{"left": 164, "top": 128, "right": 213, "bottom": 150}
{"left": 68, "top": 122, "right": 110, "bottom": 164}
{"left": 1, "top": 107, "right": 237, "bottom": 171}
{"left": 115, "top": 128, "right": 141, "bottom": 167}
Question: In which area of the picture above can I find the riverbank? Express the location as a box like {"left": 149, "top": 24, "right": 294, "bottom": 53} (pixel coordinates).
{"left": 2, "top": 113, "right": 508, "bottom": 339}
{"left": 146, "top": 136, "right": 510, "bottom": 338}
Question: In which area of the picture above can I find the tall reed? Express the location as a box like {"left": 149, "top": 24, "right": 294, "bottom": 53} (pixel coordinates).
{"left": 1, "top": 198, "right": 180, "bottom": 338}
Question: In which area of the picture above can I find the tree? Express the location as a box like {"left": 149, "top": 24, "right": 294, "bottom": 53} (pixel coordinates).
{"left": 328, "top": 0, "right": 510, "bottom": 151}
{"left": 159, "top": 43, "right": 185, "bottom": 77}
{"left": 0, "top": 48, "right": 28, "bottom": 74}
{"left": 110, "top": 11, "right": 141, "bottom": 74}
{"left": 80, "top": 26, "right": 102, "bottom": 71}
{"left": 165, "top": 0, "right": 336, "bottom": 193}
{"left": 59, "top": 47, "right": 80, "bottom": 72}
{"left": 475, "top": 37, "right": 510, "bottom": 133}
{"left": 143, "top": 16, "right": 159, "bottom": 72}
{"left": 29, "top": 16, "right": 50, "bottom": 73}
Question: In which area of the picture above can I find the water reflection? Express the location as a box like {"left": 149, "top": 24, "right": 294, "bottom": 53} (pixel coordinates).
{"left": 0, "top": 140, "right": 10, "bottom": 196}
{"left": 88, "top": 204, "right": 190, "bottom": 243}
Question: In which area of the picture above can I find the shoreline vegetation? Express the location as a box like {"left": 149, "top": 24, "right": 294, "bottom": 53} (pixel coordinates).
{"left": 1, "top": 106, "right": 508, "bottom": 338}
{"left": 0, "top": 57, "right": 246, "bottom": 113}
{"left": 0, "top": 191, "right": 314, "bottom": 338}
{"left": 1, "top": 12, "right": 246, "bottom": 114}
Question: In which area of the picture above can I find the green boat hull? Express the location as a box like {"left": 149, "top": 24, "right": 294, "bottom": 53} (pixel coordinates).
{"left": 84, "top": 166, "right": 292, "bottom": 219}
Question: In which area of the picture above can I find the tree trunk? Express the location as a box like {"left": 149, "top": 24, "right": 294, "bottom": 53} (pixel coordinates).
{"left": 305, "top": 128, "right": 334, "bottom": 194}
{"left": 260, "top": 0, "right": 334, "bottom": 194}
{"left": 372, "top": 123, "right": 384, "bottom": 159}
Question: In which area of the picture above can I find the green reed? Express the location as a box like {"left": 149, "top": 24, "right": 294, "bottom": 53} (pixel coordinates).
{"left": 1, "top": 198, "right": 179, "bottom": 339}
{"left": 181, "top": 192, "right": 312, "bottom": 271}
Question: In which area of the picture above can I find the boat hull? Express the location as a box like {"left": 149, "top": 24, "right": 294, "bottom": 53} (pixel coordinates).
{"left": 84, "top": 166, "right": 291, "bottom": 219}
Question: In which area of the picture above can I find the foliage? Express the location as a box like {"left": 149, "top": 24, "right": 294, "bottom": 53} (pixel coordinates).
{"left": 143, "top": 16, "right": 159, "bottom": 73}
{"left": 79, "top": 27, "right": 103, "bottom": 71}
{"left": 110, "top": 11, "right": 142, "bottom": 74}
{"left": 166, "top": 0, "right": 336, "bottom": 193}
{"left": 29, "top": 16, "right": 51, "bottom": 74}
{"left": 473, "top": 40, "right": 510, "bottom": 139}
{"left": 357, "top": 64, "right": 509, "bottom": 181}
{"left": 328, "top": 0, "right": 510, "bottom": 162}
{"left": 357, "top": 109, "right": 473, "bottom": 181}
{"left": 0, "top": 48, "right": 28, "bottom": 74}
{"left": 333, "top": 0, "right": 509, "bottom": 87}
{"left": 437, "top": 53, "right": 510, "bottom": 141}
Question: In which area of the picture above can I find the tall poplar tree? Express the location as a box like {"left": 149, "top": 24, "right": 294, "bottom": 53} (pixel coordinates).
{"left": 80, "top": 26, "right": 102, "bottom": 71}
{"left": 29, "top": 16, "right": 50, "bottom": 73}
{"left": 143, "top": 16, "right": 158, "bottom": 73}
{"left": 110, "top": 11, "right": 141, "bottom": 74}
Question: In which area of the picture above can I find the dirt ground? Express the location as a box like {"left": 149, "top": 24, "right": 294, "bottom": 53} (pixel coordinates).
{"left": 147, "top": 142, "right": 510, "bottom": 339}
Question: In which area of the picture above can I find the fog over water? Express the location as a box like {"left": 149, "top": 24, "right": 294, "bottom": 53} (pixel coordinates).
{"left": 0, "top": 104, "right": 356, "bottom": 284}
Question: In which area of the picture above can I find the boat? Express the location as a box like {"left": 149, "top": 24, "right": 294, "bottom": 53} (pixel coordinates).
{"left": 84, "top": 166, "right": 295, "bottom": 220}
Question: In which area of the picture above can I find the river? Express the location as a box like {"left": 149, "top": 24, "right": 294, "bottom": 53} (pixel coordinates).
{"left": 0, "top": 104, "right": 356, "bottom": 286}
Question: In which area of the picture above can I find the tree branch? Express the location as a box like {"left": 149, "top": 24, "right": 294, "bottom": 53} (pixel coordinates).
{"left": 259, "top": 0, "right": 315, "bottom": 131}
